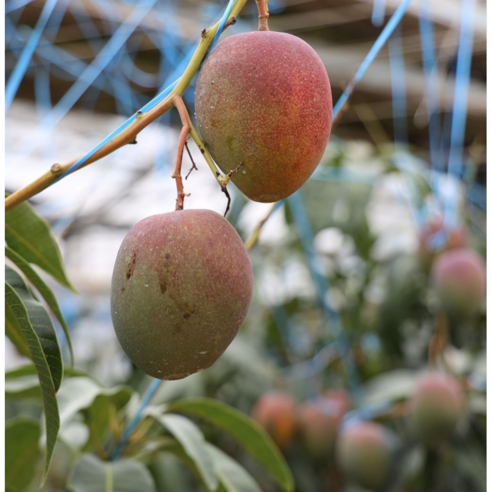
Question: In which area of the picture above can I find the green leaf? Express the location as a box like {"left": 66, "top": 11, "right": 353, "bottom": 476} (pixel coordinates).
{"left": 4, "top": 282, "right": 59, "bottom": 486}
{"left": 148, "top": 453, "right": 191, "bottom": 492}
{"left": 67, "top": 453, "right": 156, "bottom": 492}
{"left": 6, "top": 363, "right": 89, "bottom": 380}
{"left": 6, "top": 375, "right": 41, "bottom": 400}
{"left": 5, "top": 198, "right": 76, "bottom": 291}
{"left": 166, "top": 398, "right": 294, "bottom": 492}
{"left": 453, "top": 445, "right": 486, "bottom": 492}
{"left": 207, "top": 444, "right": 262, "bottom": 492}
{"left": 84, "top": 394, "right": 126, "bottom": 453}
{"left": 6, "top": 246, "right": 74, "bottom": 362}
{"left": 6, "top": 418, "right": 41, "bottom": 492}
{"left": 6, "top": 266, "right": 63, "bottom": 391}
{"left": 154, "top": 439, "right": 261, "bottom": 492}
{"left": 5, "top": 300, "right": 30, "bottom": 358}
{"left": 57, "top": 377, "right": 133, "bottom": 427}
{"left": 147, "top": 411, "right": 217, "bottom": 491}
{"left": 363, "top": 369, "right": 422, "bottom": 405}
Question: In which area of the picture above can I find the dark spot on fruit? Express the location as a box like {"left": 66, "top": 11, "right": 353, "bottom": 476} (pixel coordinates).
{"left": 121, "top": 286, "right": 125, "bottom": 292}
{"left": 184, "top": 313, "right": 190, "bottom": 319}
{"left": 165, "top": 253, "right": 170, "bottom": 259}
{"left": 157, "top": 270, "right": 167, "bottom": 294}
{"left": 126, "top": 252, "right": 137, "bottom": 279}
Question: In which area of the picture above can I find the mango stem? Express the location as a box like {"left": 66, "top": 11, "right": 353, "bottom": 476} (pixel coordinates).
{"left": 256, "top": 0, "right": 270, "bottom": 31}
{"left": 172, "top": 95, "right": 232, "bottom": 216}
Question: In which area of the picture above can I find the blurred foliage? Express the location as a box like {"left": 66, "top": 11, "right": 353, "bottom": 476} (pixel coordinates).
{"left": 5, "top": 137, "right": 486, "bottom": 492}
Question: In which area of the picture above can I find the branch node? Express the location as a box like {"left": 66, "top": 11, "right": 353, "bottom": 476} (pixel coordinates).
{"left": 50, "top": 163, "right": 62, "bottom": 174}
{"left": 201, "top": 28, "right": 208, "bottom": 37}
{"left": 223, "top": 161, "right": 244, "bottom": 185}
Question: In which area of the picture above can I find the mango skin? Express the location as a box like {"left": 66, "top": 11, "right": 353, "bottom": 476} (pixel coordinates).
{"left": 111, "top": 210, "right": 254, "bottom": 380}
{"left": 409, "top": 372, "right": 464, "bottom": 447}
{"left": 298, "top": 391, "right": 351, "bottom": 458}
{"left": 431, "top": 248, "right": 486, "bottom": 318}
{"left": 252, "top": 392, "right": 297, "bottom": 451}
{"left": 337, "top": 422, "right": 392, "bottom": 490}
{"left": 195, "top": 31, "right": 332, "bottom": 202}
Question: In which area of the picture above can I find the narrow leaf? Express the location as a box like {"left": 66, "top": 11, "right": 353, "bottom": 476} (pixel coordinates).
{"left": 5, "top": 282, "right": 60, "bottom": 485}
{"left": 166, "top": 398, "right": 294, "bottom": 492}
{"left": 67, "top": 453, "right": 156, "bottom": 492}
{"left": 207, "top": 444, "right": 262, "bottom": 492}
{"left": 5, "top": 301, "right": 30, "bottom": 358}
{"left": 57, "top": 377, "right": 133, "bottom": 427}
{"left": 6, "top": 363, "right": 89, "bottom": 380}
{"left": 147, "top": 411, "right": 217, "bottom": 491}
{"left": 6, "top": 418, "right": 41, "bottom": 492}
{"left": 6, "top": 266, "right": 63, "bottom": 391}
{"left": 5, "top": 197, "right": 75, "bottom": 291}
{"left": 6, "top": 246, "right": 74, "bottom": 363}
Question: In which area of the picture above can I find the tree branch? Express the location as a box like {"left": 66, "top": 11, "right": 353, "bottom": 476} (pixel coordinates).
{"left": 5, "top": 0, "right": 248, "bottom": 212}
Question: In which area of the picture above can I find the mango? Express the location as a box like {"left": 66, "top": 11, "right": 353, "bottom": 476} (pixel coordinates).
{"left": 409, "top": 372, "right": 464, "bottom": 447}
{"left": 337, "top": 421, "right": 392, "bottom": 490}
{"left": 111, "top": 209, "right": 254, "bottom": 380}
{"left": 252, "top": 392, "right": 297, "bottom": 451}
{"left": 298, "top": 391, "right": 350, "bottom": 457}
{"left": 431, "top": 248, "right": 486, "bottom": 318}
{"left": 195, "top": 31, "right": 332, "bottom": 202}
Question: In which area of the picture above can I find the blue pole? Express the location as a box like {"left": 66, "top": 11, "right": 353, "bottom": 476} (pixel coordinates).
{"left": 111, "top": 378, "right": 163, "bottom": 461}
{"left": 444, "top": 0, "right": 476, "bottom": 229}
{"left": 333, "top": 0, "right": 413, "bottom": 119}
{"left": 5, "top": 0, "right": 59, "bottom": 112}
{"left": 388, "top": 26, "right": 408, "bottom": 146}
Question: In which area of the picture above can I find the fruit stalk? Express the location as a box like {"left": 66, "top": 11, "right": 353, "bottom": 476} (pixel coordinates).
{"left": 171, "top": 124, "right": 191, "bottom": 211}
{"left": 256, "top": 0, "right": 270, "bottom": 31}
{"left": 5, "top": 0, "right": 248, "bottom": 212}
{"left": 428, "top": 313, "right": 450, "bottom": 370}
{"left": 172, "top": 95, "right": 234, "bottom": 214}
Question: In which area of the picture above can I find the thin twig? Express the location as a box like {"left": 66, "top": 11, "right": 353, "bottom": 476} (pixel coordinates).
{"left": 173, "top": 95, "right": 234, "bottom": 215}
{"left": 172, "top": 125, "right": 191, "bottom": 211}
{"left": 226, "top": 161, "right": 244, "bottom": 180}
{"left": 184, "top": 142, "right": 198, "bottom": 180}
{"left": 220, "top": 162, "right": 245, "bottom": 216}
{"left": 244, "top": 202, "right": 278, "bottom": 251}
{"left": 172, "top": 96, "right": 225, "bottom": 186}
{"left": 428, "top": 313, "right": 450, "bottom": 371}
{"left": 221, "top": 186, "right": 232, "bottom": 218}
